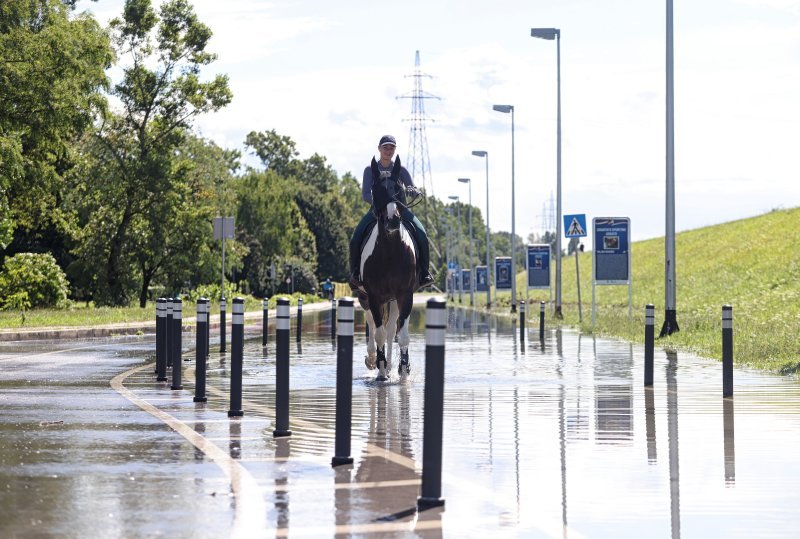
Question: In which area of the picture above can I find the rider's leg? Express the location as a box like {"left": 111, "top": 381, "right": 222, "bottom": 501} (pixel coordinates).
{"left": 349, "top": 211, "right": 375, "bottom": 290}
{"left": 402, "top": 210, "right": 434, "bottom": 287}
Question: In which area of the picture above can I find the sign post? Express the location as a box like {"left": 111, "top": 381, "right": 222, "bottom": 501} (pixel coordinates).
{"left": 591, "top": 217, "right": 632, "bottom": 326}
{"left": 564, "top": 213, "right": 587, "bottom": 322}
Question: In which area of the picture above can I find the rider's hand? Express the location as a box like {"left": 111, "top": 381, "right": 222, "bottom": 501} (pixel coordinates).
{"left": 406, "top": 185, "right": 420, "bottom": 197}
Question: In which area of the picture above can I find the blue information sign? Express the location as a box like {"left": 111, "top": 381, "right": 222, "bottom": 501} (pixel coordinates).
{"left": 475, "top": 265, "right": 488, "bottom": 292}
{"left": 461, "top": 268, "right": 471, "bottom": 290}
{"left": 564, "top": 213, "right": 587, "bottom": 238}
{"left": 495, "top": 257, "right": 512, "bottom": 290}
{"left": 526, "top": 244, "right": 551, "bottom": 289}
{"left": 593, "top": 217, "right": 631, "bottom": 283}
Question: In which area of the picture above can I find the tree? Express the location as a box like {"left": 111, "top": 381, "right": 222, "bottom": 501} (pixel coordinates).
{"left": 74, "top": 0, "right": 232, "bottom": 305}
{"left": 0, "top": 0, "right": 112, "bottom": 251}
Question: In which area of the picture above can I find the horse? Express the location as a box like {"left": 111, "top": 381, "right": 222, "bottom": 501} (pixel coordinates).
{"left": 356, "top": 156, "right": 418, "bottom": 381}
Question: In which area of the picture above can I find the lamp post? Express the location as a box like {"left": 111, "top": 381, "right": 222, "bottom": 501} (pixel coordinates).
{"left": 472, "top": 150, "right": 491, "bottom": 309}
{"left": 493, "top": 104, "right": 516, "bottom": 313}
{"left": 448, "top": 195, "right": 462, "bottom": 304}
{"left": 530, "top": 27, "right": 563, "bottom": 319}
{"left": 458, "top": 178, "right": 474, "bottom": 307}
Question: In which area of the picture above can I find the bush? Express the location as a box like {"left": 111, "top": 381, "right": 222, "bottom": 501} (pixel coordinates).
{"left": 0, "top": 253, "right": 70, "bottom": 310}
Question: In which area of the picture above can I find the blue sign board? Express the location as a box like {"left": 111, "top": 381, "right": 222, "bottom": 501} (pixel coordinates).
{"left": 564, "top": 213, "right": 587, "bottom": 238}
{"left": 593, "top": 217, "right": 631, "bottom": 284}
{"left": 448, "top": 261, "right": 457, "bottom": 270}
{"left": 495, "top": 257, "right": 512, "bottom": 290}
{"left": 461, "top": 268, "right": 471, "bottom": 290}
{"left": 526, "top": 244, "right": 551, "bottom": 289}
{"left": 475, "top": 266, "right": 488, "bottom": 291}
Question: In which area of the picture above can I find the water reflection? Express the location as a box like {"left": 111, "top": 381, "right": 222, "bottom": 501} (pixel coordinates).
{"left": 229, "top": 419, "right": 241, "bottom": 460}
{"left": 666, "top": 350, "right": 681, "bottom": 539}
{"left": 593, "top": 339, "right": 634, "bottom": 444}
{"left": 274, "top": 437, "right": 290, "bottom": 532}
{"left": 724, "top": 398, "right": 736, "bottom": 485}
{"left": 645, "top": 387, "right": 657, "bottom": 463}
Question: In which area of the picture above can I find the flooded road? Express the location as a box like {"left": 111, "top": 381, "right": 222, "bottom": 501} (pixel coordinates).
{"left": 1, "top": 304, "right": 799, "bottom": 537}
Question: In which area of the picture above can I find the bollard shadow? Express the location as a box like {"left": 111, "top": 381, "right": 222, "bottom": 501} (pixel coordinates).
{"left": 723, "top": 397, "right": 736, "bottom": 485}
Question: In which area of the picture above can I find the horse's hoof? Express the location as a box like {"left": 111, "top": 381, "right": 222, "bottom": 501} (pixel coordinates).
{"left": 365, "top": 355, "right": 376, "bottom": 370}
{"left": 376, "top": 374, "right": 389, "bottom": 382}
{"left": 398, "top": 362, "right": 410, "bottom": 376}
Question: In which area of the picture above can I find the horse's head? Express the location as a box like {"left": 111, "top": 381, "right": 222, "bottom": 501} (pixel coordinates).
{"left": 370, "top": 156, "right": 405, "bottom": 233}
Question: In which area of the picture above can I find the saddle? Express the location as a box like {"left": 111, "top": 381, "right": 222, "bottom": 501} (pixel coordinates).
{"left": 359, "top": 218, "right": 420, "bottom": 263}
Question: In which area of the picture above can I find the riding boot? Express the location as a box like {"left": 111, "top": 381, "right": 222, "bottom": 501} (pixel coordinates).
{"left": 417, "top": 236, "right": 434, "bottom": 288}
{"left": 348, "top": 236, "right": 361, "bottom": 291}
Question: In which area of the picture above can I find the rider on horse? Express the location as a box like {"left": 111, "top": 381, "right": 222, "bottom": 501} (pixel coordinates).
{"left": 348, "top": 135, "right": 434, "bottom": 291}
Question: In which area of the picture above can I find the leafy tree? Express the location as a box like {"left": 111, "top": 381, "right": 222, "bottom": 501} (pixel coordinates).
{"left": 0, "top": 252, "right": 69, "bottom": 309}
{"left": 0, "top": 0, "right": 111, "bottom": 251}
{"left": 74, "top": 0, "right": 232, "bottom": 305}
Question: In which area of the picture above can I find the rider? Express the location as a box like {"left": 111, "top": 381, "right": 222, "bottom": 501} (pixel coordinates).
{"left": 348, "top": 134, "right": 434, "bottom": 291}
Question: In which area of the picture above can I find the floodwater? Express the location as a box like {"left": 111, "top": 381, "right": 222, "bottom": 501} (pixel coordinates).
{"left": 1, "top": 305, "right": 799, "bottom": 538}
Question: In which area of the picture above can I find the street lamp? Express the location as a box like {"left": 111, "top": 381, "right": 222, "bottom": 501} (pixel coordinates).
{"left": 458, "top": 178, "right": 474, "bottom": 307}
{"left": 471, "top": 150, "right": 491, "bottom": 309}
{"left": 493, "top": 104, "right": 516, "bottom": 313}
{"left": 448, "top": 195, "right": 462, "bottom": 304}
{"left": 530, "top": 27, "right": 563, "bottom": 319}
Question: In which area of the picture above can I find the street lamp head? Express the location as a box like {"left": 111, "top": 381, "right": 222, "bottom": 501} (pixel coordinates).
{"left": 458, "top": 178, "right": 470, "bottom": 184}
{"left": 530, "top": 27, "right": 560, "bottom": 40}
{"left": 471, "top": 150, "right": 487, "bottom": 157}
{"left": 493, "top": 104, "right": 513, "bottom": 114}
{"left": 448, "top": 195, "right": 459, "bottom": 201}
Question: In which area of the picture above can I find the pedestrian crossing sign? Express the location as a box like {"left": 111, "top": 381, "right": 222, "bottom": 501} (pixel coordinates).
{"left": 564, "top": 214, "right": 587, "bottom": 238}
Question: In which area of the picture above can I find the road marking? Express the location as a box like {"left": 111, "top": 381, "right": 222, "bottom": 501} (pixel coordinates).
{"left": 110, "top": 363, "right": 267, "bottom": 538}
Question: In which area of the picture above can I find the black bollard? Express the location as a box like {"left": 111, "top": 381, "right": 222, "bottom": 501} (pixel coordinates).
{"left": 539, "top": 301, "right": 546, "bottom": 339}
{"left": 519, "top": 300, "right": 526, "bottom": 343}
{"left": 262, "top": 297, "right": 269, "bottom": 348}
{"left": 330, "top": 298, "right": 337, "bottom": 340}
{"left": 332, "top": 297, "right": 355, "bottom": 466}
{"left": 194, "top": 298, "right": 208, "bottom": 403}
{"left": 156, "top": 298, "right": 168, "bottom": 380}
{"left": 274, "top": 297, "right": 292, "bottom": 437}
{"left": 722, "top": 305, "right": 733, "bottom": 398}
{"left": 296, "top": 298, "right": 303, "bottom": 343}
{"left": 205, "top": 300, "right": 210, "bottom": 360}
{"left": 418, "top": 297, "right": 447, "bottom": 509}
{"left": 220, "top": 297, "right": 227, "bottom": 353}
{"left": 166, "top": 298, "right": 174, "bottom": 368}
{"left": 170, "top": 298, "right": 183, "bottom": 390}
{"left": 227, "top": 297, "right": 245, "bottom": 417}
{"left": 644, "top": 304, "right": 655, "bottom": 386}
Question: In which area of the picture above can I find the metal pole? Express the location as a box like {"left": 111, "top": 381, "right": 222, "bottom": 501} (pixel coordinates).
{"left": 220, "top": 297, "right": 227, "bottom": 353}
{"left": 194, "top": 298, "right": 208, "bottom": 403}
{"left": 662, "top": 0, "right": 679, "bottom": 336}
{"left": 418, "top": 297, "right": 447, "bottom": 509}
{"left": 539, "top": 301, "right": 546, "bottom": 339}
{"left": 156, "top": 299, "right": 167, "bottom": 381}
{"left": 511, "top": 107, "right": 517, "bottom": 314}
{"left": 330, "top": 298, "right": 337, "bottom": 340}
{"left": 227, "top": 297, "right": 244, "bottom": 417}
{"left": 332, "top": 298, "right": 355, "bottom": 466}
{"left": 274, "top": 298, "right": 292, "bottom": 437}
{"left": 519, "top": 300, "right": 525, "bottom": 343}
{"left": 722, "top": 305, "right": 733, "bottom": 398}
{"left": 296, "top": 298, "right": 303, "bottom": 342}
{"left": 575, "top": 247, "right": 583, "bottom": 323}
{"left": 555, "top": 31, "right": 563, "bottom": 319}
{"left": 485, "top": 155, "right": 491, "bottom": 308}
{"left": 645, "top": 304, "right": 655, "bottom": 387}
{"left": 166, "top": 298, "right": 173, "bottom": 368}
{"left": 262, "top": 297, "right": 269, "bottom": 348}
{"left": 170, "top": 299, "right": 183, "bottom": 391}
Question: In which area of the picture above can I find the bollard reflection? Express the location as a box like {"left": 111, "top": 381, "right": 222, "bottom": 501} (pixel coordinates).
{"left": 723, "top": 397, "right": 736, "bottom": 485}
{"left": 229, "top": 419, "right": 241, "bottom": 460}
{"left": 274, "top": 437, "right": 290, "bottom": 533}
{"left": 333, "top": 465, "right": 354, "bottom": 528}
{"left": 645, "top": 387, "right": 657, "bottom": 463}
{"left": 666, "top": 350, "right": 681, "bottom": 539}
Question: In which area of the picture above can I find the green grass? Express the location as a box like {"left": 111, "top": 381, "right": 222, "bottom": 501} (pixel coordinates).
{"left": 0, "top": 293, "right": 328, "bottom": 330}
{"left": 482, "top": 207, "right": 800, "bottom": 375}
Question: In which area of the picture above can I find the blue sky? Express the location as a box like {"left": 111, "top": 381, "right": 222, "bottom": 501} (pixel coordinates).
{"left": 77, "top": 0, "right": 800, "bottom": 247}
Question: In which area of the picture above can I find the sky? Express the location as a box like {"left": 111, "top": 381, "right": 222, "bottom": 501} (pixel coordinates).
{"left": 76, "top": 0, "right": 800, "bottom": 249}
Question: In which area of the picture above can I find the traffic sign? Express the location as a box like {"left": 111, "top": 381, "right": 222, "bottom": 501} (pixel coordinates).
{"left": 564, "top": 214, "right": 587, "bottom": 238}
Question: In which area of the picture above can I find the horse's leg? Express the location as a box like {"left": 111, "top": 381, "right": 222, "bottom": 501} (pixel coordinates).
{"left": 397, "top": 292, "right": 414, "bottom": 376}
{"left": 385, "top": 300, "right": 400, "bottom": 372}
{"left": 364, "top": 310, "right": 377, "bottom": 370}
{"left": 370, "top": 304, "right": 388, "bottom": 381}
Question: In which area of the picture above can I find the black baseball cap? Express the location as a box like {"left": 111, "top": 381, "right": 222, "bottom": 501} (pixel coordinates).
{"left": 379, "top": 135, "right": 396, "bottom": 147}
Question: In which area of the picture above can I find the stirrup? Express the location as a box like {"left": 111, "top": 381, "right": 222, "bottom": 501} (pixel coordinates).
{"left": 348, "top": 273, "right": 361, "bottom": 291}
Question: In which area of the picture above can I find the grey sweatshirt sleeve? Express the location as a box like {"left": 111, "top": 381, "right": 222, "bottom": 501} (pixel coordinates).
{"left": 362, "top": 166, "right": 372, "bottom": 204}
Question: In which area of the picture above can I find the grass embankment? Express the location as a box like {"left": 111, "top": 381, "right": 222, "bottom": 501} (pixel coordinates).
{"left": 486, "top": 207, "right": 800, "bottom": 375}
{"left": 0, "top": 293, "right": 326, "bottom": 330}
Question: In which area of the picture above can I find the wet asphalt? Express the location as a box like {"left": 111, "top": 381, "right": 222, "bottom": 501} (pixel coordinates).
{"left": 1, "top": 301, "right": 800, "bottom": 538}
